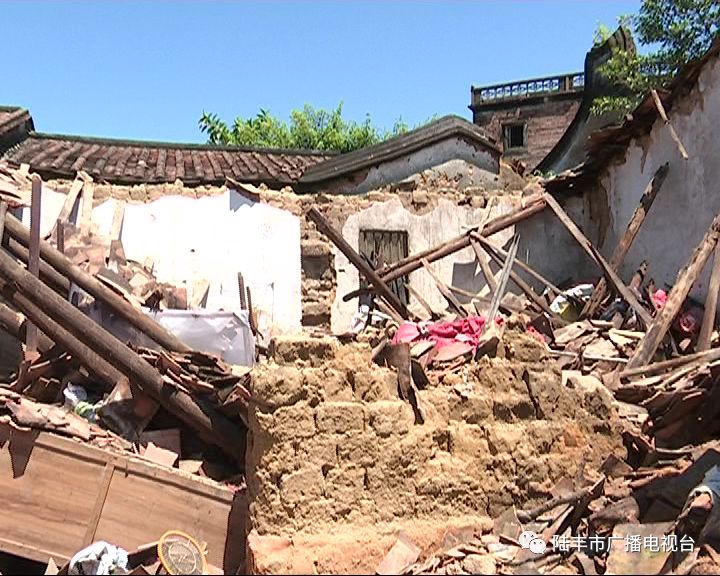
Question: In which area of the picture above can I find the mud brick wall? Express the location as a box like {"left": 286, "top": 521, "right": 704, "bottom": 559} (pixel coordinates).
{"left": 246, "top": 329, "right": 622, "bottom": 551}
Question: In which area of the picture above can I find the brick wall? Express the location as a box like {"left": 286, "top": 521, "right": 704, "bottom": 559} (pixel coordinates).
{"left": 474, "top": 99, "right": 580, "bottom": 170}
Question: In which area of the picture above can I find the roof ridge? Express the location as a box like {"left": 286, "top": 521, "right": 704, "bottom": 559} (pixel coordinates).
{"left": 26, "top": 131, "right": 338, "bottom": 157}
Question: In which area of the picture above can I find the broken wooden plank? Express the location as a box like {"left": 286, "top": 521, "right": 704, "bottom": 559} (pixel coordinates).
{"left": 26, "top": 175, "right": 42, "bottom": 354}
{"left": 0, "top": 249, "right": 245, "bottom": 461}
{"left": 651, "top": 89, "right": 689, "bottom": 160}
{"left": 3, "top": 211, "right": 190, "bottom": 352}
{"left": 544, "top": 192, "right": 653, "bottom": 326}
{"left": 379, "top": 195, "right": 546, "bottom": 284}
{"left": 55, "top": 177, "right": 84, "bottom": 227}
{"left": 79, "top": 179, "right": 95, "bottom": 235}
{"left": 471, "top": 232, "right": 563, "bottom": 297}
{"left": 420, "top": 258, "right": 467, "bottom": 317}
{"left": 627, "top": 213, "right": 720, "bottom": 369}
{"left": 307, "top": 207, "right": 408, "bottom": 319}
{"left": 237, "top": 273, "right": 247, "bottom": 310}
{"left": 469, "top": 236, "right": 498, "bottom": 293}
{"left": 699, "top": 247, "right": 720, "bottom": 351}
{"left": 582, "top": 163, "right": 669, "bottom": 318}
{"left": 479, "top": 237, "right": 561, "bottom": 320}
{"left": 110, "top": 202, "right": 125, "bottom": 240}
{"left": 483, "top": 234, "right": 519, "bottom": 334}
{"left": 404, "top": 283, "right": 438, "bottom": 319}
{"left": 56, "top": 220, "right": 64, "bottom": 254}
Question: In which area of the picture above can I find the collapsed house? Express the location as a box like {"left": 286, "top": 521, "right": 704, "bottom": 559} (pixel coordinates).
{"left": 1, "top": 34, "right": 720, "bottom": 576}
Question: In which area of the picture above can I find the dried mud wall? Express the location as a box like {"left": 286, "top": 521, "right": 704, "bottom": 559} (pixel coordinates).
{"left": 245, "top": 330, "right": 621, "bottom": 573}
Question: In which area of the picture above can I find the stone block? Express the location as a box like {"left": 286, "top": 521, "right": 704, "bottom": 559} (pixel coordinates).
{"left": 353, "top": 368, "right": 396, "bottom": 402}
{"left": 448, "top": 392, "right": 493, "bottom": 424}
{"left": 485, "top": 423, "right": 527, "bottom": 456}
{"left": 252, "top": 366, "right": 305, "bottom": 408}
{"left": 255, "top": 404, "right": 316, "bottom": 441}
{"left": 337, "top": 431, "right": 378, "bottom": 468}
{"left": 280, "top": 466, "right": 325, "bottom": 507}
{"left": 269, "top": 334, "right": 338, "bottom": 366}
{"left": 296, "top": 433, "right": 338, "bottom": 470}
{"left": 301, "top": 239, "right": 332, "bottom": 257}
{"left": 316, "top": 402, "right": 365, "bottom": 433}
{"left": 367, "top": 400, "right": 413, "bottom": 437}
{"left": 463, "top": 554, "right": 496, "bottom": 575}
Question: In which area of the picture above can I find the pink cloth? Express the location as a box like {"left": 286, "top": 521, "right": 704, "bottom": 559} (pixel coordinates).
{"left": 652, "top": 289, "right": 667, "bottom": 310}
{"left": 392, "top": 315, "right": 503, "bottom": 355}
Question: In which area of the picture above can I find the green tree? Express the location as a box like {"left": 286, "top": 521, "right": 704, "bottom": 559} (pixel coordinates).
{"left": 199, "top": 102, "right": 411, "bottom": 153}
{"left": 593, "top": 0, "right": 720, "bottom": 113}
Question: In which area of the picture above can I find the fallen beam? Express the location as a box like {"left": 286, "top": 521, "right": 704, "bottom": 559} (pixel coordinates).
{"left": 582, "top": 163, "right": 669, "bottom": 318}
{"left": 469, "top": 237, "right": 498, "bottom": 294}
{"left": 26, "top": 175, "right": 42, "bottom": 353}
{"left": 627, "top": 214, "right": 720, "bottom": 369}
{"left": 4, "top": 236, "right": 70, "bottom": 295}
{"left": 0, "top": 301, "right": 53, "bottom": 353}
{"left": 544, "top": 193, "right": 652, "bottom": 326}
{"left": 470, "top": 232, "right": 563, "bottom": 297}
{"left": 478, "top": 239, "right": 561, "bottom": 321}
{"left": 379, "top": 195, "right": 547, "bottom": 284}
{"left": 0, "top": 248, "right": 245, "bottom": 461}
{"left": 2, "top": 285, "right": 126, "bottom": 386}
{"left": 3, "top": 212, "right": 190, "bottom": 353}
{"left": 420, "top": 258, "right": 467, "bottom": 317}
{"left": 651, "top": 89, "right": 689, "bottom": 160}
{"left": 307, "top": 207, "right": 409, "bottom": 319}
{"left": 698, "top": 246, "right": 720, "bottom": 351}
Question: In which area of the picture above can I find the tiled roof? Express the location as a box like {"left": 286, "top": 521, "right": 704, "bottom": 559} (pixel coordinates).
{"left": 0, "top": 106, "right": 33, "bottom": 151}
{"left": 299, "top": 115, "right": 500, "bottom": 186}
{"left": 2, "top": 132, "right": 335, "bottom": 186}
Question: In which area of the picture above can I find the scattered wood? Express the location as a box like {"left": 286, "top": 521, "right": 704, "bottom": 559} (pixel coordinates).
{"left": 582, "top": 163, "right": 669, "bottom": 318}
{"left": 308, "top": 207, "right": 409, "bottom": 319}
{"left": 545, "top": 193, "right": 653, "bottom": 327}
{"left": 420, "top": 258, "right": 467, "bottom": 317}
{"left": 628, "top": 214, "right": 720, "bottom": 369}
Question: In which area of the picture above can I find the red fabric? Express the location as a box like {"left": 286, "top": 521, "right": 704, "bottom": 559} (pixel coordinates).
{"left": 526, "top": 326, "right": 546, "bottom": 344}
{"left": 392, "top": 315, "right": 503, "bottom": 355}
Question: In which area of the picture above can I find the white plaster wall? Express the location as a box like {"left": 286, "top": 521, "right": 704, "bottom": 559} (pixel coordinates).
{"left": 331, "top": 197, "right": 517, "bottom": 332}
{"left": 354, "top": 138, "right": 499, "bottom": 194}
{"left": 601, "top": 53, "right": 720, "bottom": 303}
{"left": 21, "top": 189, "right": 302, "bottom": 340}
{"left": 331, "top": 193, "right": 600, "bottom": 333}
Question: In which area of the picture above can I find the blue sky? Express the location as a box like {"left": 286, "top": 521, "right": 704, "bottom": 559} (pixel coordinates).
{"left": 3, "top": 1, "right": 640, "bottom": 144}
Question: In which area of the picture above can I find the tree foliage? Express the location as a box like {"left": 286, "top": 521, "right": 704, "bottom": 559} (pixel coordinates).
{"left": 592, "top": 0, "right": 720, "bottom": 113}
{"left": 199, "top": 102, "right": 412, "bottom": 152}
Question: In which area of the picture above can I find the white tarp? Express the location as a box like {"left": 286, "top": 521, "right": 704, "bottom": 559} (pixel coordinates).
{"left": 85, "top": 303, "right": 255, "bottom": 366}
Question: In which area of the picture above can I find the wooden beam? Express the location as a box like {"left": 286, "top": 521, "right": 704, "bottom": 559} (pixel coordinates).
{"left": 2, "top": 211, "right": 190, "bottom": 352}
{"left": 469, "top": 237, "right": 498, "bottom": 293}
{"left": 404, "top": 283, "right": 438, "bottom": 319}
{"left": 0, "top": 248, "right": 245, "bottom": 461}
{"left": 55, "top": 177, "right": 84, "bottom": 227}
{"left": 479, "top": 239, "right": 561, "bottom": 320}
{"left": 484, "top": 234, "right": 519, "bottom": 332}
{"left": 544, "top": 193, "right": 653, "bottom": 326}
{"left": 379, "top": 195, "right": 546, "bottom": 284}
{"left": 470, "top": 232, "right": 562, "bottom": 297}
{"left": 420, "top": 258, "right": 467, "bottom": 317}
{"left": 237, "top": 273, "right": 247, "bottom": 310}
{"left": 307, "top": 207, "right": 408, "bottom": 319}
{"left": 620, "top": 346, "right": 720, "bottom": 379}
{"left": 4, "top": 237, "right": 71, "bottom": 296}
{"left": 699, "top": 247, "right": 720, "bottom": 351}
{"left": 56, "top": 219, "right": 64, "bottom": 254}
{"left": 582, "top": 163, "right": 669, "bottom": 318}
{"left": 627, "top": 214, "right": 720, "bottom": 369}
{"left": 26, "top": 175, "right": 42, "bottom": 354}
{"left": 651, "top": 89, "right": 689, "bottom": 160}
{"left": 79, "top": 179, "right": 95, "bottom": 235}
{"left": 0, "top": 301, "right": 53, "bottom": 353}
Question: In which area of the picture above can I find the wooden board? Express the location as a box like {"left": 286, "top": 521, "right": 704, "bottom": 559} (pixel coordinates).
{"left": 0, "top": 423, "right": 244, "bottom": 572}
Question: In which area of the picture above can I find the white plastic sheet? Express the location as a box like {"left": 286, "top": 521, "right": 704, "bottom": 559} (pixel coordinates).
{"left": 87, "top": 303, "right": 255, "bottom": 366}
